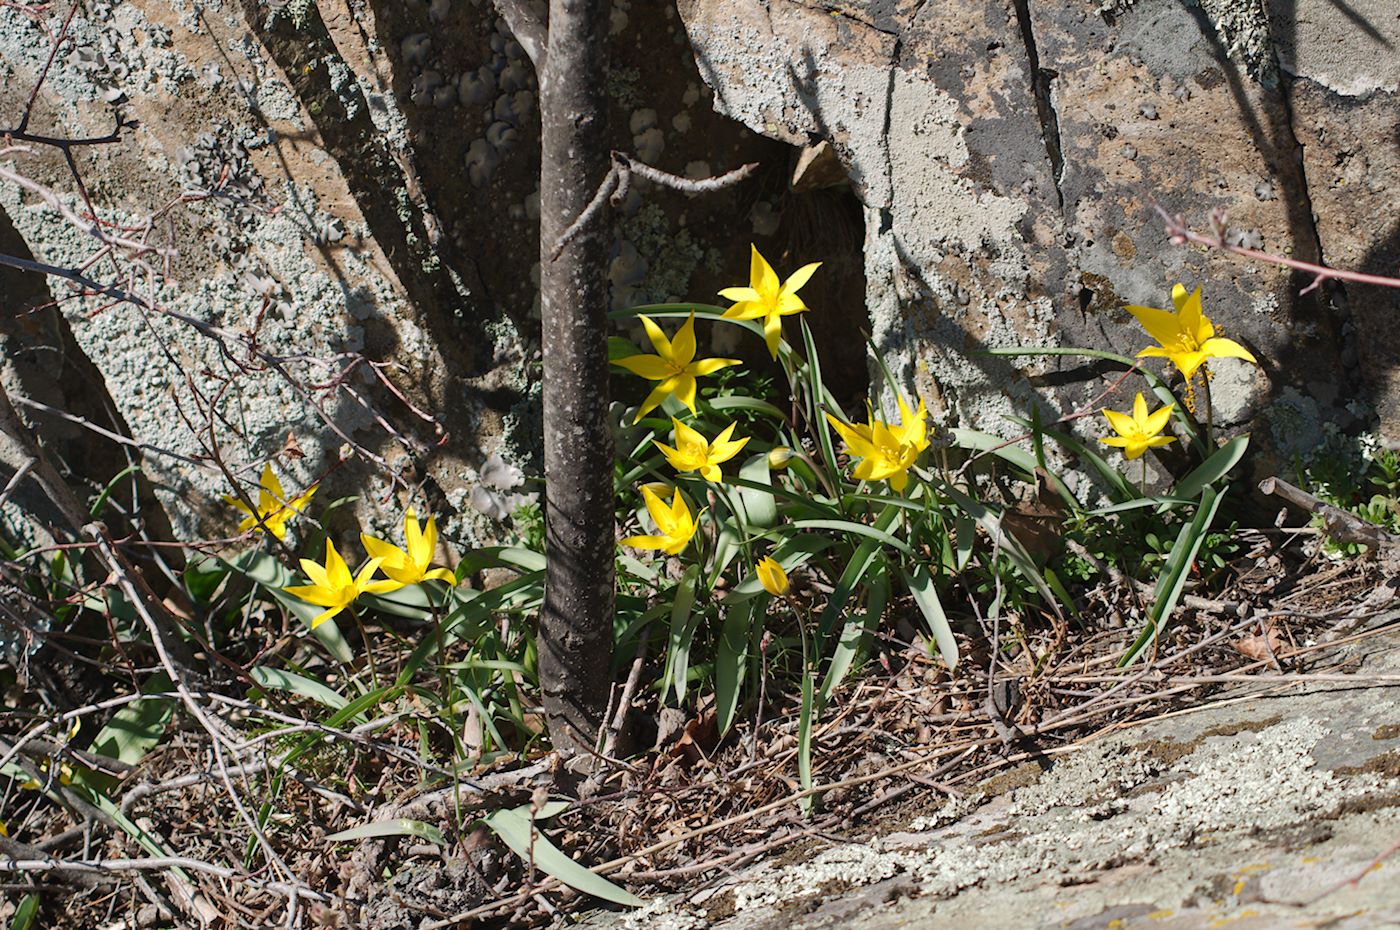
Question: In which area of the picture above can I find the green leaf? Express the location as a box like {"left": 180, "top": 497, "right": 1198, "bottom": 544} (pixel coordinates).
{"left": 9, "top": 893, "right": 38, "bottom": 930}
{"left": 664, "top": 565, "right": 701, "bottom": 704}
{"left": 820, "top": 572, "right": 888, "bottom": 702}
{"left": 1121, "top": 485, "right": 1226, "bottom": 666}
{"left": 90, "top": 465, "right": 140, "bottom": 519}
{"left": 935, "top": 479, "right": 1062, "bottom": 620}
{"left": 790, "top": 518, "right": 914, "bottom": 557}
{"left": 86, "top": 672, "right": 173, "bottom": 772}
{"left": 800, "top": 319, "right": 842, "bottom": 489}
{"left": 955, "top": 511, "right": 976, "bottom": 572}
{"left": 737, "top": 453, "right": 778, "bottom": 529}
{"left": 707, "top": 395, "right": 788, "bottom": 420}
{"left": 950, "top": 428, "right": 1038, "bottom": 474}
{"left": 1002, "top": 417, "right": 1135, "bottom": 502}
{"left": 1174, "top": 435, "right": 1249, "bottom": 501}
{"left": 816, "top": 505, "right": 900, "bottom": 639}
{"left": 798, "top": 657, "right": 816, "bottom": 817}
{"left": 250, "top": 666, "right": 356, "bottom": 718}
{"left": 326, "top": 818, "right": 446, "bottom": 846}
{"left": 904, "top": 566, "right": 958, "bottom": 669}
{"left": 715, "top": 601, "right": 754, "bottom": 735}
{"left": 454, "top": 547, "right": 548, "bottom": 577}
{"left": 480, "top": 805, "right": 643, "bottom": 907}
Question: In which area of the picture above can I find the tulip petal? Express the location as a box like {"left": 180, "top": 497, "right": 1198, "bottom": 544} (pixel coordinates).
{"left": 750, "top": 244, "right": 779, "bottom": 298}
{"left": 613, "top": 354, "right": 675, "bottom": 380}
{"left": 639, "top": 315, "right": 672, "bottom": 360}
{"left": 671, "top": 314, "right": 697, "bottom": 366}
{"left": 1127, "top": 304, "right": 1185, "bottom": 350}
{"left": 781, "top": 261, "right": 821, "bottom": 295}
{"left": 1201, "top": 337, "right": 1257, "bottom": 365}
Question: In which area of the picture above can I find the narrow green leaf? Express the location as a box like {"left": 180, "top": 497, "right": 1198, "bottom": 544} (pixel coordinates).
{"left": 936, "top": 479, "right": 1062, "bottom": 620}
{"left": 1121, "top": 485, "right": 1225, "bottom": 666}
{"left": 816, "top": 505, "right": 899, "bottom": 639}
{"left": 904, "top": 566, "right": 958, "bottom": 669}
{"left": 326, "top": 818, "right": 447, "bottom": 846}
{"left": 791, "top": 518, "right": 913, "bottom": 557}
{"left": 820, "top": 573, "right": 888, "bottom": 702}
{"left": 480, "top": 805, "right": 643, "bottom": 907}
{"left": 9, "top": 893, "right": 38, "bottom": 930}
{"left": 949, "top": 428, "right": 1037, "bottom": 474}
{"left": 665, "top": 565, "right": 701, "bottom": 704}
{"left": 737, "top": 453, "right": 778, "bottom": 529}
{"left": 955, "top": 511, "right": 976, "bottom": 572}
{"left": 87, "top": 672, "right": 173, "bottom": 771}
{"left": 90, "top": 465, "right": 140, "bottom": 518}
{"left": 715, "top": 601, "right": 753, "bottom": 735}
{"left": 250, "top": 666, "right": 350, "bottom": 713}
{"left": 1174, "top": 435, "right": 1249, "bottom": 500}
{"left": 798, "top": 663, "right": 816, "bottom": 817}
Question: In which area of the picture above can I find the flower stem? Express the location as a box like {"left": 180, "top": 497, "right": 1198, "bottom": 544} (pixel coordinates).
{"left": 352, "top": 608, "right": 380, "bottom": 690}
{"left": 1202, "top": 367, "right": 1215, "bottom": 448}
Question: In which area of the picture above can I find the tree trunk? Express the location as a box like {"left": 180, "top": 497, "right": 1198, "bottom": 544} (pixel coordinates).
{"left": 535, "top": 0, "right": 615, "bottom": 757}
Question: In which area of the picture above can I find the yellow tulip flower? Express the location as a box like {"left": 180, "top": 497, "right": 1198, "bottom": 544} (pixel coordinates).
{"left": 284, "top": 538, "right": 398, "bottom": 628}
{"left": 223, "top": 463, "right": 317, "bottom": 540}
{"left": 756, "top": 556, "right": 789, "bottom": 596}
{"left": 613, "top": 313, "right": 740, "bottom": 423}
{"left": 621, "top": 485, "right": 699, "bottom": 555}
{"left": 360, "top": 509, "right": 457, "bottom": 590}
{"left": 1100, "top": 392, "right": 1176, "bottom": 460}
{"left": 653, "top": 418, "right": 750, "bottom": 482}
{"left": 1127, "top": 284, "right": 1257, "bottom": 380}
{"left": 825, "top": 394, "right": 931, "bottom": 493}
{"left": 719, "top": 244, "right": 822, "bottom": 358}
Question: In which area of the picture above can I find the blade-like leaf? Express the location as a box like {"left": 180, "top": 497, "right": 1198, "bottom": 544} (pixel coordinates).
{"left": 715, "top": 601, "right": 754, "bottom": 735}
{"left": 820, "top": 572, "right": 888, "bottom": 702}
{"left": 904, "top": 566, "right": 958, "bottom": 669}
{"left": 480, "top": 805, "right": 643, "bottom": 907}
{"left": 1121, "top": 485, "right": 1225, "bottom": 666}
{"left": 87, "top": 672, "right": 173, "bottom": 772}
{"left": 326, "top": 819, "right": 447, "bottom": 846}
{"left": 250, "top": 666, "right": 353, "bottom": 716}
{"left": 665, "top": 565, "right": 701, "bottom": 704}
{"left": 1174, "top": 435, "right": 1249, "bottom": 501}
{"left": 816, "top": 505, "right": 899, "bottom": 639}
{"left": 737, "top": 453, "right": 778, "bottom": 529}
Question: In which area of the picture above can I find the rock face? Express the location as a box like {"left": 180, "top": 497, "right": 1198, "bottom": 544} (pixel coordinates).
{"left": 678, "top": 0, "right": 1400, "bottom": 478}
{"left": 1, "top": 0, "right": 1397, "bottom": 543}
{"left": 580, "top": 622, "right": 1400, "bottom": 930}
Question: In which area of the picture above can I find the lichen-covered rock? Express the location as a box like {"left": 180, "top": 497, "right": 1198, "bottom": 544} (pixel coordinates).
{"left": 1272, "top": 0, "right": 1400, "bottom": 439}
{"left": 679, "top": 0, "right": 1388, "bottom": 480}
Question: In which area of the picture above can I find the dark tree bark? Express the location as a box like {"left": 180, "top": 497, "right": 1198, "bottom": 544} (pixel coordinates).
{"left": 531, "top": 0, "right": 615, "bottom": 757}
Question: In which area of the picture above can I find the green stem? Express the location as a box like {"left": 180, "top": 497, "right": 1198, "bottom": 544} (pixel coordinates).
{"left": 351, "top": 607, "right": 380, "bottom": 690}
{"left": 1201, "top": 368, "right": 1215, "bottom": 449}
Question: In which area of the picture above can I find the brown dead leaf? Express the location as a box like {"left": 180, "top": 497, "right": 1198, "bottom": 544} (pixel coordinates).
{"left": 1235, "top": 625, "right": 1284, "bottom": 663}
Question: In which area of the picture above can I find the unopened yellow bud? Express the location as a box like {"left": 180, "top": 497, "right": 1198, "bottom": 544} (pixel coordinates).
{"left": 756, "top": 556, "right": 789, "bottom": 596}
{"left": 767, "top": 446, "right": 794, "bottom": 469}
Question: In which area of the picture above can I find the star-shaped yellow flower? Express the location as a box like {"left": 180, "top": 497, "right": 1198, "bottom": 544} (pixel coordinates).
{"left": 613, "top": 313, "right": 740, "bottom": 423}
{"left": 360, "top": 509, "right": 457, "bottom": 590}
{"left": 824, "top": 394, "right": 931, "bottom": 493}
{"left": 621, "top": 485, "right": 699, "bottom": 555}
{"left": 653, "top": 418, "right": 750, "bottom": 482}
{"left": 223, "top": 463, "right": 317, "bottom": 540}
{"left": 719, "top": 244, "right": 821, "bottom": 358}
{"left": 1100, "top": 392, "right": 1176, "bottom": 460}
{"left": 284, "top": 539, "right": 397, "bottom": 628}
{"left": 1127, "top": 284, "right": 1257, "bottom": 380}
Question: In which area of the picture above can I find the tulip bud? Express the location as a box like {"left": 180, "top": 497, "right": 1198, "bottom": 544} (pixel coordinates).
{"left": 767, "top": 446, "right": 794, "bottom": 470}
{"left": 756, "top": 555, "right": 789, "bottom": 596}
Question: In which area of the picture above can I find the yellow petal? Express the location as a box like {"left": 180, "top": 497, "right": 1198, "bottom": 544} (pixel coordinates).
{"left": 614, "top": 353, "right": 676, "bottom": 381}
{"left": 310, "top": 604, "right": 347, "bottom": 629}
{"left": 634, "top": 382, "right": 676, "bottom": 423}
{"left": 621, "top": 533, "right": 671, "bottom": 551}
{"left": 750, "top": 244, "right": 779, "bottom": 299}
{"left": 756, "top": 556, "right": 789, "bottom": 596}
{"left": 1127, "top": 304, "right": 1185, "bottom": 349}
{"left": 284, "top": 583, "right": 342, "bottom": 608}
{"left": 422, "top": 567, "right": 457, "bottom": 584}
{"left": 762, "top": 312, "right": 783, "bottom": 359}
{"left": 1130, "top": 392, "right": 1147, "bottom": 424}
{"left": 361, "top": 533, "right": 408, "bottom": 570}
{"left": 1177, "top": 287, "right": 1211, "bottom": 341}
{"left": 259, "top": 463, "right": 285, "bottom": 508}
{"left": 781, "top": 262, "right": 821, "bottom": 296}
{"left": 670, "top": 314, "right": 699, "bottom": 367}
{"left": 699, "top": 463, "right": 721, "bottom": 481}
{"left": 888, "top": 469, "right": 911, "bottom": 492}
{"left": 1142, "top": 403, "right": 1174, "bottom": 436}
{"left": 1102, "top": 408, "right": 1137, "bottom": 437}
{"left": 671, "top": 374, "right": 699, "bottom": 414}
{"left": 323, "top": 539, "right": 352, "bottom": 589}
{"left": 690, "top": 357, "right": 741, "bottom": 376}
{"left": 1200, "top": 337, "right": 1257, "bottom": 365}
{"left": 639, "top": 315, "right": 672, "bottom": 360}
{"left": 719, "top": 286, "right": 760, "bottom": 303}
{"left": 1171, "top": 283, "right": 1190, "bottom": 312}
{"left": 300, "top": 557, "right": 332, "bottom": 590}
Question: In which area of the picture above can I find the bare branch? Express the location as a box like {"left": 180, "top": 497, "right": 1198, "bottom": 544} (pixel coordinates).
{"left": 1152, "top": 201, "right": 1400, "bottom": 292}
{"left": 492, "top": 0, "right": 547, "bottom": 71}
